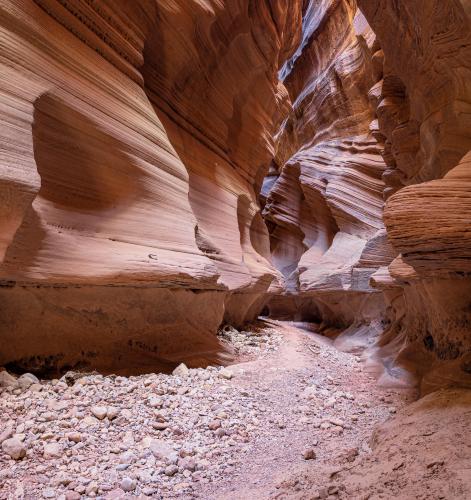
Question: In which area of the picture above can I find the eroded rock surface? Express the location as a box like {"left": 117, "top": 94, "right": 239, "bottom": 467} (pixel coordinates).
{"left": 0, "top": 0, "right": 302, "bottom": 373}
{"left": 261, "top": 0, "right": 471, "bottom": 393}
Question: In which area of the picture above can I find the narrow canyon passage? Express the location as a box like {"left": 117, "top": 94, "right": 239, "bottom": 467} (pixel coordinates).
{"left": 0, "top": 322, "right": 415, "bottom": 499}
{"left": 2, "top": 322, "right": 469, "bottom": 499}
{"left": 1, "top": 0, "right": 471, "bottom": 499}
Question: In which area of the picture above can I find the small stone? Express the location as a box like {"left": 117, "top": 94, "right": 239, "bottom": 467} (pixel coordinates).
{"left": 105, "top": 489, "right": 126, "bottom": 500}
{"left": 208, "top": 419, "right": 221, "bottom": 430}
{"left": 148, "top": 396, "right": 161, "bottom": 408}
{"left": 85, "top": 482, "right": 98, "bottom": 495}
{"left": 43, "top": 442, "right": 62, "bottom": 459}
{"left": 329, "top": 418, "right": 344, "bottom": 428}
{"left": 178, "top": 457, "right": 196, "bottom": 471}
{"left": 219, "top": 368, "right": 233, "bottom": 380}
{"left": 66, "top": 432, "right": 82, "bottom": 443}
{"left": 2, "top": 437, "right": 26, "bottom": 460}
{"left": 148, "top": 439, "right": 175, "bottom": 462}
{"left": 302, "top": 448, "right": 316, "bottom": 460}
{"left": 42, "top": 488, "right": 56, "bottom": 499}
{"left": 65, "top": 492, "right": 81, "bottom": 500}
{"left": 0, "top": 424, "right": 14, "bottom": 444}
{"left": 215, "top": 428, "right": 226, "bottom": 437}
{"left": 119, "top": 451, "right": 136, "bottom": 464}
{"left": 107, "top": 407, "right": 120, "bottom": 420}
{"left": 120, "top": 477, "right": 136, "bottom": 492}
{"left": 165, "top": 464, "right": 179, "bottom": 476}
{"left": 0, "top": 370, "right": 17, "bottom": 388}
{"left": 172, "top": 363, "right": 189, "bottom": 377}
{"left": 153, "top": 422, "right": 168, "bottom": 431}
{"left": 18, "top": 373, "right": 40, "bottom": 390}
{"left": 91, "top": 406, "right": 108, "bottom": 420}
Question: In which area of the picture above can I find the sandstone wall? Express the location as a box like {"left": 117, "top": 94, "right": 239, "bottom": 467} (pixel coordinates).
{"left": 263, "top": 0, "right": 471, "bottom": 393}
{"left": 359, "top": 0, "right": 471, "bottom": 393}
{"left": 0, "top": 0, "right": 301, "bottom": 374}
{"left": 263, "top": 0, "right": 393, "bottom": 333}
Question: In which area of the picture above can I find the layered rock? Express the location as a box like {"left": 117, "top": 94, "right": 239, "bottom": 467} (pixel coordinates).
{"left": 0, "top": 0, "right": 470, "bottom": 389}
{"left": 261, "top": 0, "right": 471, "bottom": 393}
{"left": 263, "top": 0, "right": 392, "bottom": 332}
{"left": 359, "top": 0, "right": 471, "bottom": 393}
{"left": 0, "top": 0, "right": 301, "bottom": 374}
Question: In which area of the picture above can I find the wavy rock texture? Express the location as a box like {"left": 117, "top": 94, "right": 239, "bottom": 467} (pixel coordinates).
{"left": 261, "top": 0, "right": 471, "bottom": 393}
{"left": 359, "top": 0, "right": 471, "bottom": 393}
{"left": 0, "top": 0, "right": 301, "bottom": 374}
{"left": 263, "top": 0, "right": 392, "bottom": 330}
{"left": 0, "top": 0, "right": 470, "bottom": 391}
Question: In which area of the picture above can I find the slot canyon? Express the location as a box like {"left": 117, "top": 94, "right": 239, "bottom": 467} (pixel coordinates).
{"left": 0, "top": 0, "right": 470, "bottom": 498}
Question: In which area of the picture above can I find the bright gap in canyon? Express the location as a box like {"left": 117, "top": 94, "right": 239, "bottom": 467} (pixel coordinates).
{"left": 0, "top": 1, "right": 470, "bottom": 499}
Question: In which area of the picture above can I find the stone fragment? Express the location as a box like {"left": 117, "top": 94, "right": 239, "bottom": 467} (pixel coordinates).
{"left": 2, "top": 437, "right": 26, "bottom": 460}
{"left": 172, "top": 363, "right": 189, "bottom": 377}
{"left": 0, "top": 370, "right": 16, "bottom": 388}
{"left": 107, "top": 407, "right": 120, "bottom": 420}
{"left": 208, "top": 419, "right": 221, "bottom": 430}
{"left": 120, "top": 477, "right": 136, "bottom": 492}
{"left": 165, "top": 465, "right": 179, "bottom": 476}
{"left": 219, "top": 368, "right": 234, "bottom": 380}
{"left": 91, "top": 406, "right": 108, "bottom": 420}
{"left": 43, "top": 442, "right": 62, "bottom": 459}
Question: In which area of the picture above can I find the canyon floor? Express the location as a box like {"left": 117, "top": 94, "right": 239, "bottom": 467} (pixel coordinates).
{"left": 1, "top": 321, "right": 470, "bottom": 500}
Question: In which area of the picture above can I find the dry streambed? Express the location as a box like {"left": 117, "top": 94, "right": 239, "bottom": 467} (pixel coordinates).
{"left": 0, "top": 324, "right": 283, "bottom": 499}
{"left": 3, "top": 321, "right": 457, "bottom": 500}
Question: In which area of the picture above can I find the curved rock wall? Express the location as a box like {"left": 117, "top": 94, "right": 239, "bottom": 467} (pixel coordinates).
{"left": 263, "top": 0, "right": 392, "bottom": 330}
{"left": 359, "top": 0, "right": 471, "bottom": 393}
{"left": 0, "top": 0, "right": 470, "bottom": 388}
{"left": 0, "top": 0, "right": 301, "bottom": 374}
{"left": 262, "top": 0, "right": 471, "bottom": 393}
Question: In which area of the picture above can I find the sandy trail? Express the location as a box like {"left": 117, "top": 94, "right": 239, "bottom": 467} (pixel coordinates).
{"left": 193, "top": 320, "right": 414, "bottom": 500}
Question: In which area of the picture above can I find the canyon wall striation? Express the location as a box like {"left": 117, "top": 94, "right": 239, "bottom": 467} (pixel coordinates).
{"left": 359, "top": 0, "right": 471, "bottom": 393}
{"left": 0, "top": 0, "right": 301, "bottom": 374}
{"left": 263, "top": 0, "right": 471, "bottom": 393}
{"left": 0, "top": 0, "right": 470, "bottom": 390}
{"left": 263, "top": 0, "right": 394, "bottom": 344}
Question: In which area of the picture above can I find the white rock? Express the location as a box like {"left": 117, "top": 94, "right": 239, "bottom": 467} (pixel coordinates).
{"left": 219, "top": 368, "right": 234, "bottom": 380}
{"left": 148, "top": 439, "right": 176, "bottom": 462}
{"left": 148, "top": 396, "right": 161, "bottom": 408}
{"left": 42, "top": 488, "right": 56, "bottom": 498}
{"left": 106, "top": 407, "right": 120, "bottom": 420}
{"left": 91, "top": 406, "right": 108, "bottom": 420}
{"left": 172, "top": 363, "right": 190, "bottom": 377}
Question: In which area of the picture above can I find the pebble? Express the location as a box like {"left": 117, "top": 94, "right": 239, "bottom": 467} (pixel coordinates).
{"left": 43, "top": 442, "right": 62, "bottom": 459}
{"left": 91, "top": 406, "right": 108, "bottom": 420}
{"left": 107, "top": 407, "right": 120, "bottom": 420}
{"left": 172, "top": 363, "right": 190, "bottom": 377}
{"left": 120, "top": 477, "right": 136, "bottom": 492}
{"left": 65, "top": 492, "right": 81, "bottom": 500}
{"left": 66, "top": 432, "right": 82, "bottom": 443}
{"left": 0, "top": 370, "right": 17, "bottom": 388}
{"left": 208, "top": 419, "right": 221, "bottom": 430}
{"left": 219, "top": 368, "right": 234, "bottom": 380}
{"left": 165, "top": 464, "right": 179, "bottom": 476}
{"left": 2, "top": 437, "right": 26, "bottom": 460}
